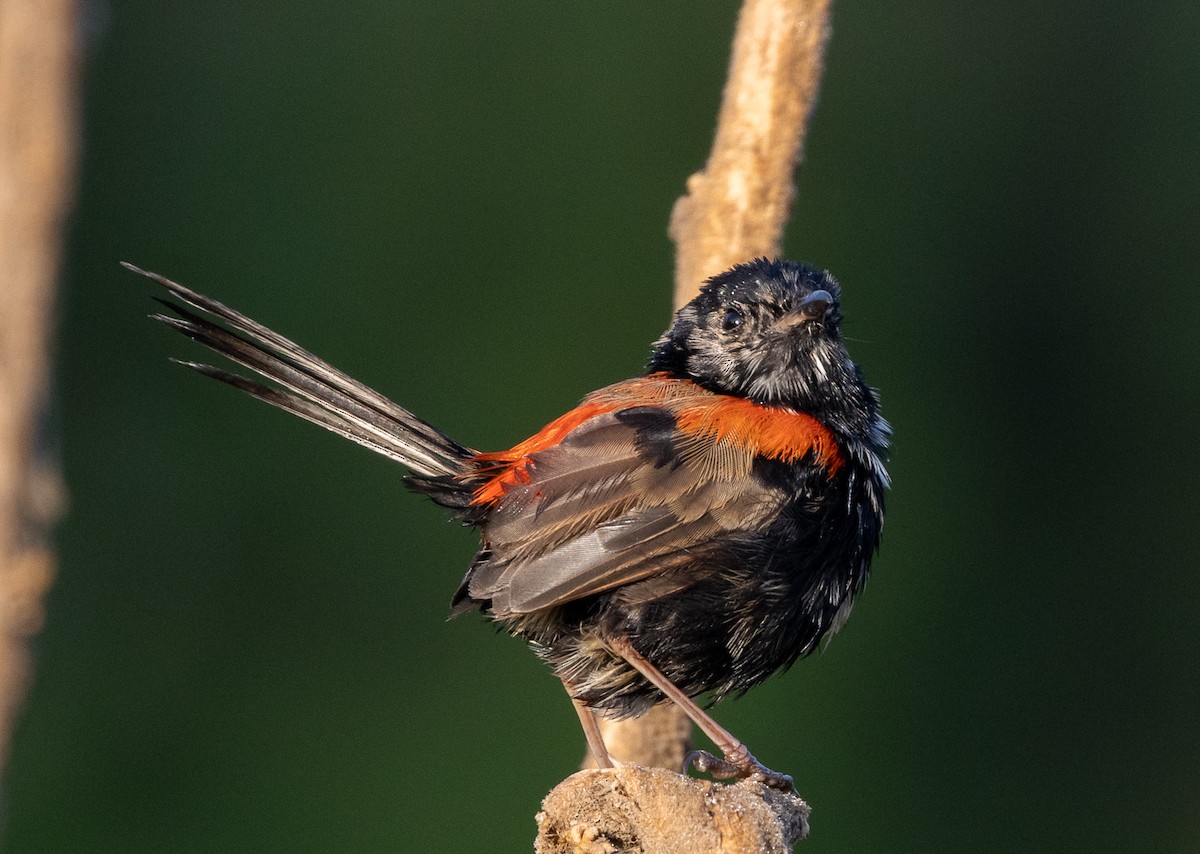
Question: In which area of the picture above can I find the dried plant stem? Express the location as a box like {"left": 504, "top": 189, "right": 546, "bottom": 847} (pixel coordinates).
{"left": 0, "top": 0, "right": 78, "bottom": 769}
{"left": 590, "top": 0, "right": 832, "bottom": 782}
{"left": 670, "top": 0, "right": 831, "bottom": 306}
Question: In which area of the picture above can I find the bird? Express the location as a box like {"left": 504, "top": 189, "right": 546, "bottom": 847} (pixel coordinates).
{"left": 126, "top": 257, "right": 890, "bottom": 790}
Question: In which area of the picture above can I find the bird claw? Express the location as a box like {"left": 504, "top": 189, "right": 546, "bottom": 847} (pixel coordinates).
{"left": 685, "top": 748, "right": 795, "bottom": 792}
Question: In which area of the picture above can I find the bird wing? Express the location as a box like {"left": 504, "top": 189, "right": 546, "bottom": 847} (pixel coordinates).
{"left": 462, "top": 376, "right": 805, "bottom": 616}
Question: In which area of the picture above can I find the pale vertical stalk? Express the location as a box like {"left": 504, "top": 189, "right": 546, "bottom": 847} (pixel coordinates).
{"left": 0, "top": 0, "right": 78, "bottom": 769}
{"left": 588, "top": 0, "right": 832, "bottom": 775}
{"left": 671, "top": 0, "right": 831, "bottom": 305}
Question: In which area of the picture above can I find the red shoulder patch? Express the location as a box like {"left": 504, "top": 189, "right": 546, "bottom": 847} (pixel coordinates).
{"left": 468, "top": 375, "right": 675, "bottom": 506}
{"left": 673, "top": 394, "right": 844, "bottom": 472}
{"left": 470, "top": 400, "right": 614, "bottom": 505}
{"left": 468, "top": 373, "right": 843, "bottom": 506}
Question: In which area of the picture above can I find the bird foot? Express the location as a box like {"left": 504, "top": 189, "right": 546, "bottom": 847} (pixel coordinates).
{"left": 686, "top": 746, "right": 795, "bottom": 792}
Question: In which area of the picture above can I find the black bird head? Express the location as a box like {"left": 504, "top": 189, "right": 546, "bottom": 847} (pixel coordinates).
{"left": 649, "top": 258, "right": 886, "bottom": 446}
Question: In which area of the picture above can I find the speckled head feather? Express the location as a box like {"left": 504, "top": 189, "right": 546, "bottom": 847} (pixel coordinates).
{"left": 648, "top": 258, "right": 885, "bottom": 449}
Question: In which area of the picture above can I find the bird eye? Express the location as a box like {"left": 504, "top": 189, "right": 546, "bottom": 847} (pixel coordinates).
{"left": 721, "top": 308, "right": 744, "bottom": 332}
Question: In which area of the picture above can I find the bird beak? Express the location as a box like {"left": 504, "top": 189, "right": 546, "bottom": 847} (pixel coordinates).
{"left": 775, "top": 289, "right": 833, "bottom": 331}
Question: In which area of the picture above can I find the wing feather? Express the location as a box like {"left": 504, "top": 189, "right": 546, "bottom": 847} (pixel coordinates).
{"left": 470, "top": 402, "right": 782, "bottom": 616}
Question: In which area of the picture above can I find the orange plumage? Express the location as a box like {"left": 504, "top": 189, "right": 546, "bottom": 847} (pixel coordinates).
{"left": 471, "top": 373, "right": 843, "bottom": 506}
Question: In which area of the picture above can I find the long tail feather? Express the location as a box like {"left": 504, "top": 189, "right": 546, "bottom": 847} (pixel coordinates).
{"left": 126, "top": 262, "right": 472, "bottom": 478}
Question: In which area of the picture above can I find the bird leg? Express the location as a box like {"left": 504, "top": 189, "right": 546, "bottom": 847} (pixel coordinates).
{"left": 607, "top": 635, "right": 795, "bottom": 791}
{"left": 570, "top": 693, "right": 614, "bottom": 769}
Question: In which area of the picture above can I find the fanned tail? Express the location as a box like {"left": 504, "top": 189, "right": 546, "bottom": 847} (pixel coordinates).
{"left": 125, "top": 262, "right": 474, "bottom": 480}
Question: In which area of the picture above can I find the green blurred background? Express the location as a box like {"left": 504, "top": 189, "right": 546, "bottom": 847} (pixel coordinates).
{"left": 6, "top": 1, "right": 1199, "bottom": 851}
